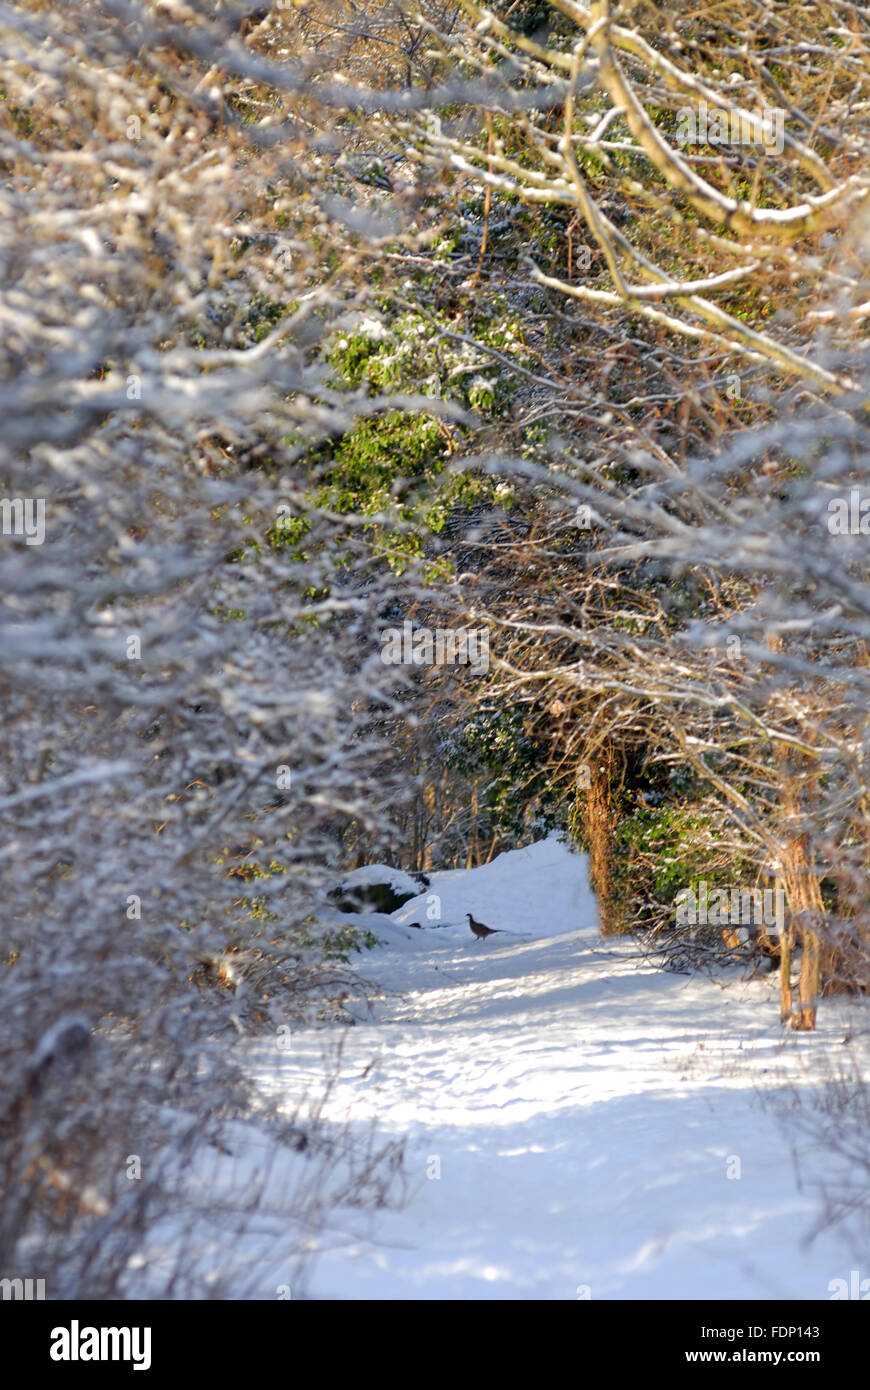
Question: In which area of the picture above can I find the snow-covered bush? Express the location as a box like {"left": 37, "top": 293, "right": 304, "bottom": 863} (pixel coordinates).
{"left": 0, "top": 0, "right": 444, "bottom": 1296}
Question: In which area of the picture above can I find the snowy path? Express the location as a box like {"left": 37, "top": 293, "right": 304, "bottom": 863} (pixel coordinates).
{"left": 248, "top": 840, "right": 866, "bottom": 1300}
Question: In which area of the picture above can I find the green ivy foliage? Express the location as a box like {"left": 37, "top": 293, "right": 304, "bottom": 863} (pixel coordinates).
{"left": 445, "top": 701, "right": 572, "bottom": 841}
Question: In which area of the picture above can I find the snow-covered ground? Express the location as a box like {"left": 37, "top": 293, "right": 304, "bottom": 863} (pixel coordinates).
{"left": 142, "top": 837, "right": 868, "bottom": 1299}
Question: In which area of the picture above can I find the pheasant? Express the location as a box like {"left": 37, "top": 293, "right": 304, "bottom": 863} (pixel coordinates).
{"left": 467, "top": 912, "right": 501, "bottom": 942}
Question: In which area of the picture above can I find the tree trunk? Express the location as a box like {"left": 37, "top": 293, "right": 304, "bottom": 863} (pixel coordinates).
{"left": 780, "top": 787, "right": 825, "bottom": 1031}
{"left": 467, "top": 780, "right": 479, "bottom": 870}
{"left": 583, "top": 746, "right": 620, "bottom": 935}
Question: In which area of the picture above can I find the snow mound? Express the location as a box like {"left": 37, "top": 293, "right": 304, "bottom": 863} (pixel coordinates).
{"left": 392, "top": 834, "right": 597, "bottom": 939}
{"left": 330, "top": 864, "right": 426, "bottom": 914}
{"left": 337, "top": 864, "right": 425, "bottom": 894}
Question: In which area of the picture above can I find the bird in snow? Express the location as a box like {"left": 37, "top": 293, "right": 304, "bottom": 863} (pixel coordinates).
{"left": 467, "top": 912, "right": 502, "bottom": 942}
